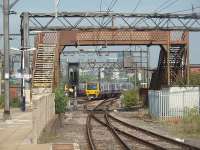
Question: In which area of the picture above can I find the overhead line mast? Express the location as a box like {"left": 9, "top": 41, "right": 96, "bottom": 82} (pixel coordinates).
{"left": 3, "top": 0, "right": 10, "bottom": 120}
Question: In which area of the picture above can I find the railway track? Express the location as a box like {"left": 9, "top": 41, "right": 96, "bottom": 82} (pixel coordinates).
{"left": 107, "top": 113, "right": 200, "bottom": 150}
{"left": 86, "top": 98, "right": 123, "bottom": 150}
{"left": 86, "top": 98, "right": 200, "bottom": 150}
{"left": 85, "top": 97, "right": 119, "bottom": 111}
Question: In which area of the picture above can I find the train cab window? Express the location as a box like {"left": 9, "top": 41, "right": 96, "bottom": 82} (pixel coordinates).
{"left": 87, "top": 84, "right": 97, "bottom": 90}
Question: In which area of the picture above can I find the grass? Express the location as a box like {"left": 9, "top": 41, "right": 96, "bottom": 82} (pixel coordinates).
{"left": 162, "top": 108, "right": 200, "bottom": 138}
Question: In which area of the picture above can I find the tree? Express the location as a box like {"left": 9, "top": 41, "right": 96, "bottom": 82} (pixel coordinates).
{"left": 174, "top": 73, "right": 200, "bottom": 86}
{"left": 54, "top": 87, "right": 68, "bottom": 127}
{"left": 55, "top": 87, "right": 68, "bottom": 114}
{"left": 79, "top": 74, "right": 97, "bottom": 82}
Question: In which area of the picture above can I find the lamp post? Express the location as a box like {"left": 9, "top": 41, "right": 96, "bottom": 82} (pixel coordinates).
{"left": 10, "top": 47, "right": 36, "bottom": 111}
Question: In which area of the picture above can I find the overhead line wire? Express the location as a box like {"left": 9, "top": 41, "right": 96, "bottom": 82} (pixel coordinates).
{"left": 133, "top": 0, "right": 142, "bottom": 13}
{"left": 106, "top": 0, "right": 118, "bottom": 12}
{"left": 153, "top": 0, "right": 173, "bottom": 12}
{"left": 101, "top": 0, "right": 118, "bottom": 26}
{"left": 169, "top": 6, "right": 200, "bottom": 14}
{"left": 157, "top": 0, "right": 179, "bottom": 13}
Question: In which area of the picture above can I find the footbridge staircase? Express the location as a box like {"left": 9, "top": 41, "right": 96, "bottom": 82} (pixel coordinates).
{"left": 32, "top": 32, "right": 60, "bottom": 94}
{"left": 150, "top": 32, "right": 189, "bottom": 90}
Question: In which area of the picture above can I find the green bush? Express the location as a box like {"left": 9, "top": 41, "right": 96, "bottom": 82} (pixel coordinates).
{"left": 10, "top": 97, "right": 20, "bottom": 108}
{"left": 0, "top": 95, "right": 4, "bottom": 108}
{"left": 55, "top": 87, "right": 68, "bottom": 114}
{"left": 0, "top": 96, "right": 21, "bottom": 108}
{"left": 122, "top": 89, "right": 139, "bottom": 108}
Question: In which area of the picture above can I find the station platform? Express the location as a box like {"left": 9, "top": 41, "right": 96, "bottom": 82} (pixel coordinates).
{"left": 0, "top": 109, "right": 78, "bottom": 150}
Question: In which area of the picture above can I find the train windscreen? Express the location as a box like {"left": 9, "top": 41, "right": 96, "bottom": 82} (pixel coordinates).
{"left": 87, "top": 83, "right": 97, "bottom": 90}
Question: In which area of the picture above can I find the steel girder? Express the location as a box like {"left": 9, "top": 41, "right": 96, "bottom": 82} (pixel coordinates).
{"left": 62, "top": 50, "right": 147, "bottom": 55}
{"left": 21, "top": 12, "right": 200, "bottom": 31}
{"left": 79, "top": 61, "right": 147, "bottom": 71}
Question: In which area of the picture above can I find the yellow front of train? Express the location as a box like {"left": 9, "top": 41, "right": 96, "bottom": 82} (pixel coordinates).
{"left": 86, "top": 82, "right": 100, "bottom": 99}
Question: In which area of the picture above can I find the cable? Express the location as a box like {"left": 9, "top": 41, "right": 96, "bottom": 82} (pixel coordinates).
{"left": 132, "top": 0, "right": 142, "bottom": 13}
{"left": 170, "top": 6, "right": 200, "bottom": 14}
{"left": 128, "top": 0, "right": 141, "bottom": 23}
{"left": 154, "top": 0, "right": 173, "bottom": 12}
{"left": 157, "top": 0, "right": 179, "bottom": 13}
{"left": 107, "top": 0, "right": 115, "bottom": 11}
{"left": 100, "top": 0, "right": 103, "bottom": 12}
{"left": 100, "top": 0, "right": 118, "bottom": 27}
{"left": 96, "top": 0, "right": 105, "bottom": 55}
{"left": 106, "top": 0, "right": 118, "bottom": 12}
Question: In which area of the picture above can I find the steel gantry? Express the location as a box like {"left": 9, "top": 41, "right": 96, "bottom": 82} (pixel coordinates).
{"left": 62, "top": 48, "right": 148, "bottom": 70}
{"left": 20, "top": 11, "right": 200, "bottom": 90}
{"left": 21, "top": 12, "right": 200, "bottom": 31}
{"left": 80, "top": 62, "right": 123, "bottom": 71}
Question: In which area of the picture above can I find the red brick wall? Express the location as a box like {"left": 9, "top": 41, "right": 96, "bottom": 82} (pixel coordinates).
{"left": 190, "top": 68, "right": 200, "bottom": 74}
{"left": 9, "top": 86, "right": 18, "bottom": 100}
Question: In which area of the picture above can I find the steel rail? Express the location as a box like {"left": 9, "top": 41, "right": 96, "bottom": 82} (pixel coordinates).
{"left": 85, "top": 97, "right": 118, "bottom": 149}
{"left": 114, "top": 125, "right": 166, "bottom": 150}
{"left": 93, "top": 97, "right": 118, "bottom": 111}
{"left": 86, "top": 114, "right": 96, "bottom": 150}
{"left": 92, "top": 113, "right": 165, "bottom": 150}
{"left": 108, "top": 114, "right": 200, "bottom": 150}
{"left": 87, "top": 98, "right": 169, "bottom": 149}
{"left": 91, "top": 113, "right": 131, "bottom": 150}
{"left": 104, "top": 113, "right": 131, "bottom": 150}
{"left": 105, "top": 112, "right": 166, "bottom": 150}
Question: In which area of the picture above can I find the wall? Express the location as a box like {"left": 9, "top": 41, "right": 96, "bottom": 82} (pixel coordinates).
{"left": 32, "top": 93, "right": 55, "bottom": 143}
{"left": 190, "top": 64, "right": 200, "bottom": 73}
{"left": 10, "top": 86, "right": 18, "bottom": 99}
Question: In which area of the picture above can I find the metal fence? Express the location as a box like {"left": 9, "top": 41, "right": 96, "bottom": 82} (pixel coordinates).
{"left": 149, "top": 87, "right": 200, "bottom": 120}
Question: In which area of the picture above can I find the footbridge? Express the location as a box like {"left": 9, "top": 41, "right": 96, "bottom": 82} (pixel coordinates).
{"left": 19, "top": 10, "right": 200, "bottom": 144}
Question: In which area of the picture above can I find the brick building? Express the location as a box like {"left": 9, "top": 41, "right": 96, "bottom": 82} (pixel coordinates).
{"left": 190, "top": 64, "right": 200, "bottom": 74}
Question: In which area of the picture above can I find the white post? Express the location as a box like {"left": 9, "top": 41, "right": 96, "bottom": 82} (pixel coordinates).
{"left": 74, "top": 86, "right": 77, "bottom": 110}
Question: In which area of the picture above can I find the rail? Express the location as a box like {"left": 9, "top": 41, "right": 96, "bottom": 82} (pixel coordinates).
{"left": 86, "top": 114, "right": 96, "bottom": 150}
{"left": 86, "top": 98, "right": 120, "bottom": 149}
{"left": 108, "top": 113, "right": 200, "bottom": 150}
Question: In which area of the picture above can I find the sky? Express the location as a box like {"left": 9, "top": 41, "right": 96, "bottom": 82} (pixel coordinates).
{"left": 0, "top": 0, "right": 200, "bottom": 68}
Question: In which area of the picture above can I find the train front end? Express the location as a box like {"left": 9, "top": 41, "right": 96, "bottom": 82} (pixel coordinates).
{"left": 86, "top": 82, "right": 100, "bottom": 100}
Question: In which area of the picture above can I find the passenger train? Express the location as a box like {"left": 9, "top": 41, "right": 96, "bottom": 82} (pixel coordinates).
{"left": 65, "top": 82, "right": 133, "bottom": 99}
{"left": 85, "top": 82, "right": 133, "bottom": 99}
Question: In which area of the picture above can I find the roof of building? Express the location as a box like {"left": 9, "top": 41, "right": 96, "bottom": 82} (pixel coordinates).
{"left": 190, "top": 64, "right": 200, "bottom": 68}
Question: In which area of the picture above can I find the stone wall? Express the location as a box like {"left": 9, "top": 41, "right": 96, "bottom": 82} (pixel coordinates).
{"left": 32, "top": 93, "right": 55, "bottom": 143}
